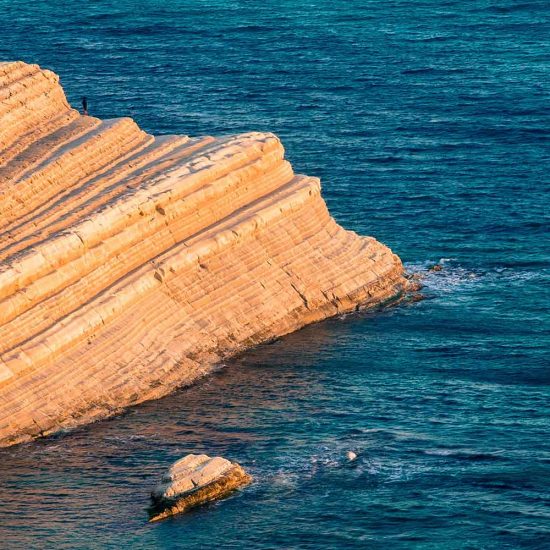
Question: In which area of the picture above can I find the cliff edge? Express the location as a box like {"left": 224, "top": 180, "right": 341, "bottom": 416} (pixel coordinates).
{"left": 0, "top": 61, "right": 408, "bottom": 446}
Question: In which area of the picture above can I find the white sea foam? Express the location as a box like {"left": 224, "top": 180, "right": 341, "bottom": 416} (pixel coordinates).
{"left": 405, "top": 259, "right": 541, "bottom": 296}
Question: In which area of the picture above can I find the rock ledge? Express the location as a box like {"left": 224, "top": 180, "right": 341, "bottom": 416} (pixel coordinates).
{"left": 0, "top": 61, "right": 408, "bottom": 447}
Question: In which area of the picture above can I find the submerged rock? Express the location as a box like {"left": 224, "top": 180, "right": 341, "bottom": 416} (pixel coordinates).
{"left": 404, "top": 273, "right": 424, "bottom": 301}
{"left": 408, "top": 281, "right": 424, "bottom": 293}
{"left": 406, "top": 272, "right": 425, "bottom": 282}
{"left": 149, "top": 454, "right": 251, "bottom": 521}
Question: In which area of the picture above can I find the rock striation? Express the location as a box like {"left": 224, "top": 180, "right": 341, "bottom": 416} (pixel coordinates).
{"left": 149, "top": 454, "right": 251, "bottom": 521}
{"left": 0, "top": 61, "right": 408, "bottom": 447}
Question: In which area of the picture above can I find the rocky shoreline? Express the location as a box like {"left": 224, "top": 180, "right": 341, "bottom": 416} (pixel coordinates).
{"left": 0, "top": 62, "right": 409, "bottom": 447}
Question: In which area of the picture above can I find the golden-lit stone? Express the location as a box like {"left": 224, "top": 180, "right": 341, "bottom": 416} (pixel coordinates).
{"left": 149, "top": 454, "right": 251, "bottom": 521}
{"left": 0, "top": 61, "right": 409, "bottom": 447}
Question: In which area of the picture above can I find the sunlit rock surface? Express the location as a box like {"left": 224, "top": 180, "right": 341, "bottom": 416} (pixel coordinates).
{"left": 0, "top": 61, "right": 408, "bottom": 446}
{"left": 149, "top": 454, "right": 251, "bottom": 521}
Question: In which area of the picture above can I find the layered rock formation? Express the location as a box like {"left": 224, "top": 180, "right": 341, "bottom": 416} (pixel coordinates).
{"left": 0, "top": 61, "right": 408, "bottom": 447}
{"left": 149, "top": 454, "right": 251, "bottom": 521}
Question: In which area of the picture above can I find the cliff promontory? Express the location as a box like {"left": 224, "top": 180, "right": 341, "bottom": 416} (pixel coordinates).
{"left": 0, "top": 61, "right": 408, "bottom": 446}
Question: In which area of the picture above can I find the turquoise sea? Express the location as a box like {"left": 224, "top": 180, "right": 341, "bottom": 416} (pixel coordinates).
{"left": 0, "top": 1, "right": 548, "bottom": 548}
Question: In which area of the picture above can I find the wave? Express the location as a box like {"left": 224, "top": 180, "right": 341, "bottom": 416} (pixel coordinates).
{"left": 423, "top": 448, "right": 508, "bottom": 461}
{"left": 404, "top": 259, "right": 544, "bottom": 296}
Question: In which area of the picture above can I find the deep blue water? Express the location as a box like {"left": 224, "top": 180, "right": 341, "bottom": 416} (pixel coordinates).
{"left": 0, "top": 1, "right": 549, "bottom": 548}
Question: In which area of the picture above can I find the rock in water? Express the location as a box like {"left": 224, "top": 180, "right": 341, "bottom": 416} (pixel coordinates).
{"left": 149, "top": 454, "right": 251, "bottom": 521}
{"left": 346, "top": 451, "right": 357, "bottom": 462}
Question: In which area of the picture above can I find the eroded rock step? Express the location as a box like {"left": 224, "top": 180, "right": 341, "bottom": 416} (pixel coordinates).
{"left": 0, "top": 118, "right": 151, "bottom": 228}
{"left": 0, "top": 161, "right": 294, "bottom": 357}
{"left": 0, "top": 134, "right": 290, "bottom": 341}
{"left": 0, "top": 67, "right": 72, "bottom": 156}
{"left": 0, "top": 134, "right": 199, "bottom": 258}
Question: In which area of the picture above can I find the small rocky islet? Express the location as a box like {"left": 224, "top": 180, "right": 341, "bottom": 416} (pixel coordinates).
{"left": 148, "top": 454, "right": 252, "bottom": 521}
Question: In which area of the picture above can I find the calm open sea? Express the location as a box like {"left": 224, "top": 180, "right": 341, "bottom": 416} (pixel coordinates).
{"left": 0, "top": 1, "right": 549, "bottom": 548}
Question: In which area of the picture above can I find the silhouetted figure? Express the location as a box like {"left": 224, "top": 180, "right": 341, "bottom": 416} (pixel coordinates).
{"left": 82, "top": 96, "right": 88, "bottom": 116}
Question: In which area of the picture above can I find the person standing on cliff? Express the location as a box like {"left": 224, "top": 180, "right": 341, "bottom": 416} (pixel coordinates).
{"left": 82, "top": 96, "right": 88, "bottom": 116}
